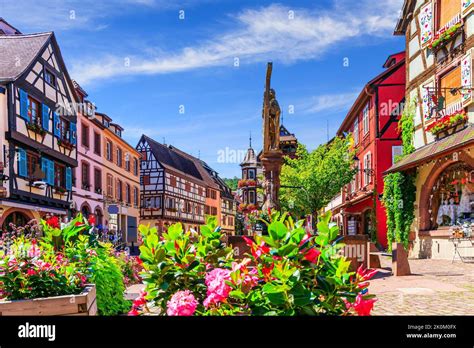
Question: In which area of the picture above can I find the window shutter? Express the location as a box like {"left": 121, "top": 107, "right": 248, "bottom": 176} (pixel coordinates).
{"left": 422, "top": 79, "right": 435, "bottom": 120}
{"left": 53, "top": 113, "right": 61, "bottom": 137}
{"left": 419, "top": 2, "right": 433, "bottom": 47}
{"left": 19, "top": 89, "right": 28, "bottom": 120}
{"left": 462, "top": 50, "right": 473, "bottom": 107}
{"left": 66, "top": 167, "right": 72, "bottom": 190}
{"left": 41, "top": 158, "right": 48, "bottom": 181}
{"left": 18, "top": 148, "right": 27, "bottom": 177}
{"left": 70, "top": 122, "right": 77, "bottom": 145}
{"left": 463, "top": 0, "right": 474, "bottom": 17}
{"left": 42, "top": 104, "right": 50, "bottom": 131}
{"left": 48, "top": 160, "right": 55, "bottom": 186}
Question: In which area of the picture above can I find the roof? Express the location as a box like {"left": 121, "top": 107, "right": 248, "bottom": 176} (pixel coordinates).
{"left": 280, "top": 125, "right": 297, "bottom": 143}
{"left": 168, "top": 146, "right": 219, "bottom": 189}
{"left": 0, "top": 32, "right": 51, "bottom": 82}
{"left": 386, "top": 125, "right": 474, "bottom": 174}
{"left": 142, "top": 135, "right": 204, "bottom": 181}
{"left": 394, "top": 0, "right": 416, "bottom": 35}
{"left": 240, "top": 147, "right": 258, "bottom": 167}
{"left": 337, "top": 54, "right": 406, "bottom": 135}
{"left": 0, "top": 18, "right": 22, "bottom": 35}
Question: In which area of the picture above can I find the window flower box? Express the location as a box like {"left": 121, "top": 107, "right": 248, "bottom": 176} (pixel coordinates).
{"left": 428, "top": 22, "right": 463, "bottom": 50}
{"left": 26, "top": 122, "right": 46, "bottom": 137}
{"left": 426, "top": 111, "right": 468, "bottom": 138}
{"left": 0, "top": 284, "right": 97, "bottom": 316}
{"left": 57, "top": 138, "right": 74, "bottom": 150}
{"left": 54, "top": 186, "right": 67, "bottom": 194}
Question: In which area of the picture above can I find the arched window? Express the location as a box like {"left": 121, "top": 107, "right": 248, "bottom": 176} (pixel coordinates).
{"left": 1, "top": 211, "right": 30, "bottom": 234}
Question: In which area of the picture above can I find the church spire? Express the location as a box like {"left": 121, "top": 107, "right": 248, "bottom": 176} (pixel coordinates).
{"left": 249, "top": 131, "right": 252, "bottom": 148}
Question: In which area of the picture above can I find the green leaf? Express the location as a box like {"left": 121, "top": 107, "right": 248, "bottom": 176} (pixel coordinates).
{"left": 200, "top": 225, "right": 213, "bottom": 238}
{"left": 263, "top": 282, "right": 291, "bottom": 294}
{"left": 139, "top": 245, "right": 153, "bottom": 262}
{"left": 290, "top": 284, "right": 312, "bottom": 306}
{"left": 267, "top": 292, "right": 287, "bottom": 305}
{"left": 268, "top": 221, "right": 288, "bottom": 240}
{"left": 229, "top": 290, "right": 245, "bottom": 300}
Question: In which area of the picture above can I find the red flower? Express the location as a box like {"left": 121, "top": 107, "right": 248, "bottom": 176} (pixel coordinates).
{"left": 27, "top": 269, "right": 36, "bottom": 276}
{"left": 75, "top": 221, "right": 84, "bottom": 227}
{"left": 242, "top": 236, "right": 254, "bottom": 247}
{"left": 356, "top": 265, "right": 378, "bottom": 281}
{"left": 262, "top": 263, "right": 274, "bottom": 281}
{"left": 88, "top": 215, "right": 96, "bottom": 225}
{"left": 46, "top": 216, "right": 60, "bottom": 229}
{"left": 128, "top": 309, "right": 139, "bottom": 316}
{"left": 353, "top": 294, "right": 376, "bottom": 316}
{"left": 303, "top": 247, "right": 321, "bottom": 263}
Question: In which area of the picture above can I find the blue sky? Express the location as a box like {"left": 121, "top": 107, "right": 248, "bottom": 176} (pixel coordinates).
{"left": 1, "top": 0, "right": 405, "bottom": 178}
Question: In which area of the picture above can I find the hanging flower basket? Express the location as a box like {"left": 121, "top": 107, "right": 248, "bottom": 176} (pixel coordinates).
{"left": 26, "top": 122, "right": 46, "bottom": 137}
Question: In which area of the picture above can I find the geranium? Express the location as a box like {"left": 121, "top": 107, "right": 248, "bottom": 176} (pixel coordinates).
{"left": 166, "top": 290, "right": 198, "bottom": 316}
{"left": 46, "top": 216, "right": 60, "bottom": 229}
{"left": 203, "top": 268, "right": 232, "bottom": 308}
{"left": 88, "top": 215, "right": 96, "bottom": 225}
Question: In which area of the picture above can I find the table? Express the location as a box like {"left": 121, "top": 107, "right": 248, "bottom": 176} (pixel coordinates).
{"left": 449, "top": 237, "right": 474, "bottom": 263}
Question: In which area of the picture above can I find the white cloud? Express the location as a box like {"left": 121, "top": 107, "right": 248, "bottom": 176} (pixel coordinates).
{"left": 70, "top": 1, "right": 404, "bottom": 85}
{"left": 298, "top": 91, "right": 360, "bottom": 115}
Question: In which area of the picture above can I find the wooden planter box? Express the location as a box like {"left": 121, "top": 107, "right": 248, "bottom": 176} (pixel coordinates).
{"left": 0, "top": 284, "right": 97, "bottom": 316}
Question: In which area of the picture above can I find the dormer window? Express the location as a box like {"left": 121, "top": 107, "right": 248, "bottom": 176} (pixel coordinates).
{"left": 103, "top": 120, "right": 110, "bottom": 127}
{"left": 44, "top": 69, "right": 56, "bottom": 87}
{"left": 115, "top": 129, "right": 122, "bottom": 137}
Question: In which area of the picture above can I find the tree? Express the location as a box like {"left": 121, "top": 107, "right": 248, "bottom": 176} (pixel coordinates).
{"left": 279, "top": 136, "right": 356, "bottom": 218}
{"left": 223, "top": 177, "right": 239, "bottom": 191}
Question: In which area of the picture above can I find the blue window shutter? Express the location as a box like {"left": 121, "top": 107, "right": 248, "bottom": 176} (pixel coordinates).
{"left": 18, "top": 148, "right": 27, "bottom": 177}
{"left": 48, "top": 160, "right": 55, "bottom": 186}
{"left": 41, "top": 157, "right": 48, "bottom": 182}
{"left": 53, "top": 113, "right": 61, "bottom": 137}
{"left": 66, "top": 167, "right": 72, "bottom": 190}
{"left": 42, "top": 104, "right": 50, "bottom": 131}
{"left": 19, "top": 89, "right": 28, "bottom": 120}
{"left": 70, "top": 122, "right": 77, "bottom": 145}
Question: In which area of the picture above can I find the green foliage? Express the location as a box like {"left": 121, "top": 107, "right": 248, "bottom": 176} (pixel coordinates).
{"left": 383, "top": 100, "right": 417, "bottom": 251}
{"left": 223, "top": 177, "right": 239, "bottom": 191}
{"left": 280, "top": 137, "right": 356, "bottom": 217}
{"left": 136, "top": 212, "right": 377, "bottom": 316}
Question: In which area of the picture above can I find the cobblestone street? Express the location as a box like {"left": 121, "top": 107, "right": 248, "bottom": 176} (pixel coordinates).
{"left": 371, "top": 257, "right": 474, "bottom": 315}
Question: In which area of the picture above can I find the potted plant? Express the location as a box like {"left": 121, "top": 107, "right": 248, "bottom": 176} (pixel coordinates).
{"left": 26, "top": 122, "right": 46, "bottom": 137}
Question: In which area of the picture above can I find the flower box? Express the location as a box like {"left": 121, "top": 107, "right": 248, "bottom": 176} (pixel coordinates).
{"left": 0, "top": 284, "right": 97, "bottom": 316}
{"left": 429, "top": 22, "right": 462, "bottom": 51}
{"left": 57, "top": 139, "right": 74, "bottom": 150}
{"left": 26, "top": 122, "right": 46, "bottom": 137}
{"left": 426, "top": 111, "right": 468, "bottom": 138}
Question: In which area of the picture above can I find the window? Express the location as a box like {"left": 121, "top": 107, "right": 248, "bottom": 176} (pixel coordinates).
{"left": 143, "top": 175, "right": 150, "bottom": 185}
{"left": 26, "top": 152, "right": 39, "bottom": 179}
{"left": 82, "top": 123, "right": 89, "bottom": 148}
{"left": 248, "top": 169, "right": 255, "bottom": 179}
{"left": 59, "top": 118, "right": 70, "bottom": 141}
{"left": 116, "top": 179, "right": 123, "bottom": 201}
{"left": 438, "top": 0, "right": 461, "bottom": 31}
{"left": 134, "top": 187, "right": 139, "bottom": 206}
{"left": 126, "top": 183, "right": 131, "bottom": 204}
{"left": 166, "top": 198, "right": 175, "bottom": 209}
{"left": 249, "top": 191, "right": 255, "bottom": 204}
{"left": 81, "top": 162, "right": 90, "bottom": 190}
{"left": 185, "top": 182, "right": 191, "bottom": 192}
{"left": 94, "top": 132, "right": 101, "bottom": 155}
{"left": 363, "top": 153, "right": 372, "bottom": 186}
{"left": 44, "top": 69, "right": 56, "bottom": 86}
{"left": 141, "top": 150, "right": 147, "bottom": 161}
{"left": 392, "top": 146, "right": 404, "bottom": 165}
{"left": 125, "top": 153, "right": 130, "bottom": 171}
{"left": 440, "top": 66, "right": 461, "bottom": 107}
{"left": 54, "top": 163, "right": 66, "bottom": 188}
{"left": 170, "top": 176, "right": 177, "bottom": 187}
{"left": 353, "top": 118, "right": 359, "bottom": 145}
{"left": 133, "top": 158, "right": 138, "bottom": 176}
{"left": 116, "top": 147, "right": 122, "bottom": 167}
{"left": 106, "top": 141, "right": 113, "bottom": 161}
{"left": 27, "top": 96, "right": 40, "bottom": 124}
{"left": 94, "top": 168, "right": 102, "bottom": 193}
{"left": 362, "top": 103, "right": 370, "bottom": 135}
{"left": 106, "top": 174, "right": 113, "bottom": 197}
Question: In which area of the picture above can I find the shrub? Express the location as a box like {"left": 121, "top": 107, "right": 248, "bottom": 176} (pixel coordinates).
{"left": 133, "top": 212, "right": 377, "bottom": 316}
{"left": 115, "top": 251, "right": 143, "bottom": 287}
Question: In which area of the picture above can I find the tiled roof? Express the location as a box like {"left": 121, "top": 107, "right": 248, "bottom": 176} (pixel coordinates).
{"left": 0, "top": 32, "right": 51, "bottom": 82}
{"left": 241, "top": 147, "right": 258, "bottom": 166}
{"left": 386, "top": 124, "right": 474, "bottom": 173}
{"left": 143, "top": 135, "right": 203, "bottom": 181}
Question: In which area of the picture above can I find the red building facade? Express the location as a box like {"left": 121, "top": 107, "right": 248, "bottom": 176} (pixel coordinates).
{"left": 336, "top": 52, "right": 406, "bottom": 247}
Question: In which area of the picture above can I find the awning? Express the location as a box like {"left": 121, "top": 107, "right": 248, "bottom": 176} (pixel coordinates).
{"left": 386, "top": 125, "right": 474, "bottom": 173}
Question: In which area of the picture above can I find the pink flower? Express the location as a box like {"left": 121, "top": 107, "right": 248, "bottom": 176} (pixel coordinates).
{"left": 166, "top": 290, "right": 198, "bottom": 316}
{"left": 203, "top": 268, "right": 231, "bottom": 308}
{"left": 27, "top": 244, "right": 41, "bottom": 258}
{"left": 128, "top": 309, "right": 139, "bottom": 316}
{"left": 27, "top": 269, "right": 37, "bottom": 276}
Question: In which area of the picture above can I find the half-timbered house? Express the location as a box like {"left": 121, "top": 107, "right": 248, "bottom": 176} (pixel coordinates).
{"left": 137, "top": 135, "right": 207, "bottom": 233}
{"left": 388, "top": 0, "right": 474, "bottom": 259}
{"left": 0, "top": 20, "right": 78, "bottom": 229}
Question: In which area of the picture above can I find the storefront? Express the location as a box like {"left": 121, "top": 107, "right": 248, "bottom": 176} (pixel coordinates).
{"left": 387, "top": 125, "right": 474, "bottom": 259}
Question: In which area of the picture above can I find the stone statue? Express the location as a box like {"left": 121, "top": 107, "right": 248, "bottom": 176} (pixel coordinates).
{"left": 268, "top": 89, "right": 281, "bottom": 151}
